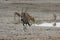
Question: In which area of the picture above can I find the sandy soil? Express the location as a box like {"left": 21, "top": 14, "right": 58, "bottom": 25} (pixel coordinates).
{"left": 0, "top": 16, "right": 60, "bottom": 40}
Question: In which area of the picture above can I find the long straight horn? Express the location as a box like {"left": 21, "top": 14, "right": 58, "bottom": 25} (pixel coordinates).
{"left": 21, "top": 8, "right": 24, "bottom": 13}
{"left": 17, "top": 10, "right": 19, "bottom": 13}
{"left": 24, "top": 7, "right": 29, "bottom": 13}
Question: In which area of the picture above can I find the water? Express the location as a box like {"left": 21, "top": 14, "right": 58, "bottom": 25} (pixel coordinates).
{"left": 32, "top": 22, "right": 60, "bottom": 27}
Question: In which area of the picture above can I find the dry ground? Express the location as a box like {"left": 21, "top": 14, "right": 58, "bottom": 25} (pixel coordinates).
{"left": 0, "top": 15, "right": 60, "bottom": 40}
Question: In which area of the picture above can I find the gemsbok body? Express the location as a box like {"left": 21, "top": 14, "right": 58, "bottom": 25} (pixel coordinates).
{"left": 14, "top": 12, "right": 35, "bottom": 26}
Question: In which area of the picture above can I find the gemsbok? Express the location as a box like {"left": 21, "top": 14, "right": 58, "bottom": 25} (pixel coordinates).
{"left": 14, "top": 8, "right": 35, "bottom": 26}
{"left": 53, "top": 14, "right": 56, "bottom": 26}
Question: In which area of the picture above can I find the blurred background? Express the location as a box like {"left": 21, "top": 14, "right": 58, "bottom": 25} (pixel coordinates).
{"left": 0, "top": 0, "right": 60, "bottom": 23}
